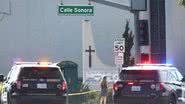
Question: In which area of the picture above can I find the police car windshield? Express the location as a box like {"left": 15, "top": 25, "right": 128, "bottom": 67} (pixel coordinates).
{"left": 119, "top": 70, "right": 159, "bottom": 81}
{"left": 19, "top": 67, "right": 63, "bottom": 79}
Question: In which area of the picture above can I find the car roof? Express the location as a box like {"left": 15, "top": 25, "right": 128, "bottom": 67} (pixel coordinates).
{"left": 121, "top": 64, "right": 177, "bottom": 71}
{"left": 13, "top": 62, "right": 60, "bottom": 68}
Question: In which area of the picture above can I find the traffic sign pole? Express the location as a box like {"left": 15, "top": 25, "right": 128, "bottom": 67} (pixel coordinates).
{"left": 114, "top": 38, "right": 125, "bottom": 74}
{"left": 114, "top": 38, "right": 125, "bottom": 65}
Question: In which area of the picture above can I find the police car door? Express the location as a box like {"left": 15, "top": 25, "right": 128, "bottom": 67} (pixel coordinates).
{"left": 175, "top": 70, "right": 185, "bottom": 102}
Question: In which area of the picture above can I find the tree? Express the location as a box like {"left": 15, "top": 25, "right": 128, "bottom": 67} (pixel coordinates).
{"left": 122, "top": 21, "right": 134, "bottom": 67}
{"left": 179, "top": 0, "right": 185, "bottom": 7}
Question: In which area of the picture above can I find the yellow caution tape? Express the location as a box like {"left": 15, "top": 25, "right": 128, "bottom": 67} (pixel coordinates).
{"left": 68, "top": 90, "right": 99, "bottom": 96}
{"left": 68, "top": 87, "right": 112, "bottom": 96}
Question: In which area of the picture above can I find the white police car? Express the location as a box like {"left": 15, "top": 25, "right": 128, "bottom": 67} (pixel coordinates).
{"left": 1, "top": 62, "right": 68, "bottom": 104}
{"left": 113, "top": 64, "right": 185, "bottom": 104}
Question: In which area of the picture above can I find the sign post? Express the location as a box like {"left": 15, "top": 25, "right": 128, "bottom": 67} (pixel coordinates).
{"left": 58, "top": 5, "right": 94, "bottom": 16}
{"left": 114, "top": 38, "right": 125, "bottom": 64}
{"left": 114, "top": 38, "right": 125, "bottom": 72}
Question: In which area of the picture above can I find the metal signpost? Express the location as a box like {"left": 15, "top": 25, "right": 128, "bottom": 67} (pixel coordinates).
{"left": 114, "top": 38, "right": 125, "bottom": 73}
{"left": 58, "top": 5, "right": 94, "bottom": 16}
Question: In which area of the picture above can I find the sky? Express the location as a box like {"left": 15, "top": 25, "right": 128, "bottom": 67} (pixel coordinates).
{"left": 0, "top": 0, "right": 134, "bottom": 77}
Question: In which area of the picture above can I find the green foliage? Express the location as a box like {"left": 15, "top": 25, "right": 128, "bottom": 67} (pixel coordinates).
{"left": 122, "top": 21, "right": 134, "bottom": 67}
{"left": 183, "top": 0, "right": 185, "bottom": 6}
{"left": 84, "top": 91, "right": 100, "bottom": 104}
{"left": 69, "top": 87, "right": 113, "bottom": 104}
{"left": 79, "top": 81, "right": 90, "bottom": 92}
{"left": 83, "top": 88, "right": 113, "bottom": 104}
{"left": 0, "top": 82, "right": 3, "bottom": 93}
{"left": 179, "top": 0, "right": 185, "bottom": 7}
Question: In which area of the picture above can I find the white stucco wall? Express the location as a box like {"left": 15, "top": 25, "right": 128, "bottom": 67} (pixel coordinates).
{"left": 166, "top": 0, "right": 185, "bottom": 73}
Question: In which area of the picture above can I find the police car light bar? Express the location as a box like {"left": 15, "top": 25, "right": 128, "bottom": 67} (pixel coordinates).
{"left": 15, "top": 62, "right": 52, "bottom": 65}
{"left": 38, "top": 62, "right": 52, "bottom": 65}
{"left": 15, "top": 62, "right": 38, "bottom": 65}
{"left": 137, "top": 64, "right": 173, "bottom": 66}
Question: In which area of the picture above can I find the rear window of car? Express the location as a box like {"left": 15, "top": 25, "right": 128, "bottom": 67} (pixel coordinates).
{"left": 119, "top": 70, "right": 159, "bottom": 81}
{"left": 19, "top": 67, "right": 63, "bottom": 79}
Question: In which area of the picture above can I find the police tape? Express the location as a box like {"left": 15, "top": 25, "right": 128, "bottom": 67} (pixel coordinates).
{"left": 68, "top": 87, "right": 112, "bottom": 96}
{"left": 68, "top": 90, "right": 99, "bottom": 96}
{"left": 0, "top": 83, "right": 112, "bottom": 97}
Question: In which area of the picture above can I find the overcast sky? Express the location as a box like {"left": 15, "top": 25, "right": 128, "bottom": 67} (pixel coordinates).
{"left": 0, "top": 0, "right": 134, "bottom": 77}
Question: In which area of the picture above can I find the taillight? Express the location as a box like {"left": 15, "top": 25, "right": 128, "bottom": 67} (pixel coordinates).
{"left": 61, "top": 81, "right": 67, "bottom": 91}
{"left": 113, "top": 83, "right": 118, "bottom": 92}
{"left": 16, "top": 80, "right": 22, "bottom": 89}
{"left": 160, "top": 83, "right": 164, "bottom": 91}
{"left": 128, "top": 82, "right": 134, "bottom": 86}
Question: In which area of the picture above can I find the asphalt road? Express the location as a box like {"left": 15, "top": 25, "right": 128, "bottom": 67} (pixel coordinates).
{"left": 178, "top": 101, "right": 185, "bottom": 104}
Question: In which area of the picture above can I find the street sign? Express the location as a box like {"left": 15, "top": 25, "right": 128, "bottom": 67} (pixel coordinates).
{"left": 58, "top": 5, "right": 94, "bottom": 16}
{"left": 115, "top": 52, "right": 124, "bottom": 65}
{"left": 114, "top": 38, "right": 125, "bottom": 65}
{"left": 114, "top": 38, "right": 125, "bottom": 53}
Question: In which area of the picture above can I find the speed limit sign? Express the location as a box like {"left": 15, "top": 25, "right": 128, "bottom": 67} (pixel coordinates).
{"left": 114, "top": 38, "right": 125, "bottom": 53}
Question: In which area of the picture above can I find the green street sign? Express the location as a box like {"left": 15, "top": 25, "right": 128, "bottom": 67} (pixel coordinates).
{"left": 58, "top": 5, "right": 94, "bottom": 16}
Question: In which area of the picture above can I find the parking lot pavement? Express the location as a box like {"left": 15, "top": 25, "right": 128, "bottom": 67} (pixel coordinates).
{"left": 178, "top": 101, "right": 185, "bottom": 104}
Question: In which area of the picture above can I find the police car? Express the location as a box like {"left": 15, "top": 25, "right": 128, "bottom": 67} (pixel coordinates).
{"left": 0, "top": 62, "right": 68, "bottom": 104}
{"left": 113, "top": 64, "right": 185, "bottom": 104}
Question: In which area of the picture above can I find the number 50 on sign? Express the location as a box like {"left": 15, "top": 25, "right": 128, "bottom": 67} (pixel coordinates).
{"left": 114, "top": 38, "right": 125, "bottom": 53}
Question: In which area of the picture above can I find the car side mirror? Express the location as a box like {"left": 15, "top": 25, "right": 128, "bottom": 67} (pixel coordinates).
{"left": 181, "top": 75, "right": 185, "bottom": 82}
{"left": 182, "top": 78, "right": 185, "bottom": 82}
{"left": 0, "top": 74, "right": 4, "bottom": 82}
